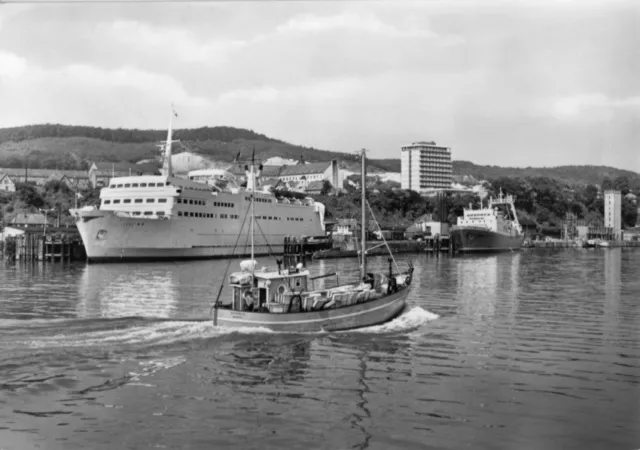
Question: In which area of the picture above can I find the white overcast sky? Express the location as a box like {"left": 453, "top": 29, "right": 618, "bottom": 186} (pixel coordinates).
{"left": 0, "top": 0, "right": 638, "bottom": 170}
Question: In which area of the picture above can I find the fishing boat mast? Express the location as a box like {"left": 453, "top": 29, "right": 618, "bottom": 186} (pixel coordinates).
{"left": 250, "top": 148, "right": 256, "bottom": 275}
{"left": 360, "top": 148, "right": 367, "bottom": 281}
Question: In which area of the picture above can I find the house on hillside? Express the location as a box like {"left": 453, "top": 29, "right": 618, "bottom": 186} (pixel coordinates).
{"left": 0, "top": 168, "right": 91, "bottom": 188}
{"left": 227, "top": 159, "right": 343, "bottom": 193}
{"left": 58, "top": 172, "right": 91, "bottom": 190}
{"left": 10, "top": 213, "right": 50, "bottom": 228}
{"left": 304, "top": 180, "right": 326, "bottom": 195}
{"left": 0, "top": 173, "right": 16, "bottom": 192}
{"left": 259, "top": 178, "right": 284, "bottom": 193}
{"left": 88, "top": 162, "right": 159, "bottom": 188}
{"left": 278, "top": 160, "right": 342, "bottom": 191}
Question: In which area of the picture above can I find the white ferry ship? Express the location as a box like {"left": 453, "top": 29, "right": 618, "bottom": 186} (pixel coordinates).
{"left": 70, "top": 116, "right": 326, "bottom": 262}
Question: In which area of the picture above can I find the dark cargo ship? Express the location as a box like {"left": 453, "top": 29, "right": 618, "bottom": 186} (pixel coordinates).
{"left": 450, "top": 190, "right": 525, "bottom": 253}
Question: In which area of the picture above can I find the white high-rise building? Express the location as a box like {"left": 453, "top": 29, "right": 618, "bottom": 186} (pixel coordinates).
{"left": 401, "top": 141, "right": 452, "bottom": 192}
{"left": 604, "top": 190, "right": 622, "bottom": 239}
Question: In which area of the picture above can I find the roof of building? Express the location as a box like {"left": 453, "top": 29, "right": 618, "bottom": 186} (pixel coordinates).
{"left": 91, "top": 162, "right": 159, "bottom": 175}
{"left": 0, "top": 168, "right": 88, "bottom": 179}
{"left": 305, "top": 180, "right": 325, "bottom": 192}
{"left": 260, "top": 178, "right": 282, "bottom": 188}
{"left": 279, "top": 161, "right": 332, "bottom": 177}
{"left": 10, "top": 213, "right": 49, "bottom": 225}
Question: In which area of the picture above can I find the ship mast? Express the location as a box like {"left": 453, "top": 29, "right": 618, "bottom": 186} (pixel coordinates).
{"left": 360, "top": 148, "right": 367, "bottom": 281}
{"left": 250, "top": 148, "right": 256, "bottom": 274}
{"left": 161, "top": 105, "right": 178, "bottom": 178}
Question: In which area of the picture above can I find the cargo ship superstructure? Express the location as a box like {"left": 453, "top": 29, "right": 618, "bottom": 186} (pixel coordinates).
{"left": 450, "top": 189, "right": 525, "bottom": 253}
{"left": 70, "top": 114, "right": 326, "bottom": 262}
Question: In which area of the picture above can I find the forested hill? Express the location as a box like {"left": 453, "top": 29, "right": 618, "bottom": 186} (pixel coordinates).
{"left": 0, "top": 124, "right": 400, "bottom": 172}
{"left": 453, "top": 160, "right": 640, "bottom": 188}
{"left": 0, "top": 124, "right": 284, "bottom": 145}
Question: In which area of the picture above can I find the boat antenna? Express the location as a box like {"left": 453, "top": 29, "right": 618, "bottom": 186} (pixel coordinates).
{"left": 360, "top": 148, "right": 367, "bottom": 281}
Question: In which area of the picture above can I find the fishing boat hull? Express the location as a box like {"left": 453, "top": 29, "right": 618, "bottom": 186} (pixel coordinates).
{"left": 450, "top": 226, "right": 525, "bottom": 253}
{"left": 214, "top": 287, "right": 409, "bottom": 332}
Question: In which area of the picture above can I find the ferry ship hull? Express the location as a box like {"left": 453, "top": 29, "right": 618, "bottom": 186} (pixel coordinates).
{"left": 451, "top": 227, "right": 525, "bottom": 253}
{"left": 71, "top": 209, "right": 325, "bottom": 263}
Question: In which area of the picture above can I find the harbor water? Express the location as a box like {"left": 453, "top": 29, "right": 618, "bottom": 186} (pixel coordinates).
{"left": 1, "top": 249, "right": 639, "bottom": 449}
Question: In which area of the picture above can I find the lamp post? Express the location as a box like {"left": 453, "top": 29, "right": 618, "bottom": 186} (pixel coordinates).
{"left": 38, "top": 208, "right": 55, "bottom": 236}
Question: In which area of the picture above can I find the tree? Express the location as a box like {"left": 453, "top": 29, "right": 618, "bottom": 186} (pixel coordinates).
{"left": 602, "top": 177, "right": 614, "bottom": 191}
{"left": 15, "top": 183, "right": 44, "bottom": 208}
{"left": 622, "top": 199, "right": 638, "bottom": 228}
{"left": 320, "top": 180, "right": 332, "bottom": 195}
{"left": 613, "top": 175, "right": 630, "bottom": 195}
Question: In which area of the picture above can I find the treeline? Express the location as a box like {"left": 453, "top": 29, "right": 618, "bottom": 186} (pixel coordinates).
{"left": 313, "top": 174, "right": 638, "bottom": 231}
{"left": 0, "top": 124, "right": 282, "bottom": 145}
{"left": 455, "top": 160, "right": 640, "bottom": 190}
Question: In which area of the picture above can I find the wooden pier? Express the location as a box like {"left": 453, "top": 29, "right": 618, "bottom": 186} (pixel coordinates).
{"left": 2, "top": 229, "right": 85, "bottom": 262}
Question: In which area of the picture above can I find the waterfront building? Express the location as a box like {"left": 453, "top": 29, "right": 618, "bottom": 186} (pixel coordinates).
{"left": 401, "top": 141, "right": 452, "bottom": 192}
{"left": 604, "top": 190, "right": 622, "bottom": 239}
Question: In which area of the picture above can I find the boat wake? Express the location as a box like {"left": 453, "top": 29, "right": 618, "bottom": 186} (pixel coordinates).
{"left": 14, "top": 319, "right": 273, "bottom": 351}
{"left": 8, "top": 307, "right": 438, "bottom": 352}
{"left": 347, "top": 306, "right": 439, "bottom": 334}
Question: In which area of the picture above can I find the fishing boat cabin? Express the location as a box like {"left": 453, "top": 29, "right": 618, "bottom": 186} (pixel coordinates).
{"left": 227, "top": 260, "right": 409, "bottom": 314}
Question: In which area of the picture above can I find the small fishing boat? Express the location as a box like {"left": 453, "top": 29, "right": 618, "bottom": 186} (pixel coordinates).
{"left": 211, "top": 149, "right": 414, "bottom": 332}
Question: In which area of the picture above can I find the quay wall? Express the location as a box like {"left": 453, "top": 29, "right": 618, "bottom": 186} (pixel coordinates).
{"left": 530, "top": 240, "right": 640, "bottom": 248}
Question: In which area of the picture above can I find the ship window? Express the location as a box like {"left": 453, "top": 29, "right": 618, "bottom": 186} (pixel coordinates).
{"left": 146, "top": 198, "right": 155, "bottom": 203}
{"left": 177, "top": 198, "right": 182, "bottom": 204}
{"left": 133, "top": 211, "right": 141, "bottom": 216}
{"left": 189, "top": 200, "right": 193, "bottom": 205}
{"left": 134, "top": 199, "right": 143, "bottom": 203}
{"left": 113, "top": 199, "right": 121, "bottom": 204}
{"left": 144, "top": 211, "right": 152, "bottom": 216}
{"left": 124, "top": 184, "right": 131, "bottom": 188}
{"left": 117, "top": 184, "right": 123, "bottom": 188}
{"left": 148, "top": 183, "right": 156, "bottom": 187}
{"left": 123, "top": 199, "right": 131, "bottom": 204}
{"left": 103, "top": 200, "right": 111, "bottom": 204}
{"left": 132, "top": 183, "right": 139, "bottom": 188}
{"left": 158, "top": 199, "right": 167, "bottom": 203}
{"left": 178, "top": 212, "right": 183, "bottom": 217}
{"left": 140, "top": 183, "right": 147, "bottom": 187}
{"left": 157, "top": 211, "right": 165, "bottom": 216}
{"left": 157, "top": 183, "right": 165, "bottom": 187}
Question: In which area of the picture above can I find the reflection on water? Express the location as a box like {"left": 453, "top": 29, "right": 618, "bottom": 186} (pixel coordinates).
{"left": 78, "top": 265, "right": 180, "bottom": 318}
{"left": 454, "top": 253, "right": 521, "bottom": 324}
{"left": 1, "top": 251, "right": 640, "bottom": 450}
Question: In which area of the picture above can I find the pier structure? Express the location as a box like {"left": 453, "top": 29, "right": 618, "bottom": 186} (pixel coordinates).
{"left": 1, "top": 227, "right": 85, "bottom": 262}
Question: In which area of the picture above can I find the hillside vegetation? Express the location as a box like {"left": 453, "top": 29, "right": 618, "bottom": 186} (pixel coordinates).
{"left": 0, "top": 124, "right": 399, "bottom": 172}
{"left": 454, "top": 161, "right": 640, "bottom": 189}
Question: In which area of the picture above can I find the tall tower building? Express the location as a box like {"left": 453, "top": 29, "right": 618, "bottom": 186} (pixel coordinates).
{"left": 401, "top": 141, "right": 452, "bottom": 192}
{"left": 604, "top": 190, "right": 622, "bottom": 240}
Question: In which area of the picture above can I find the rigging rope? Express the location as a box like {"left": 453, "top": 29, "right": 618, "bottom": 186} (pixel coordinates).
{"left": 366, "top": 200, "right": 401, "bottom": 275}
{"left": 253, "top": 216, "right": 277, "bottom": 261}
{"left": 209, "top": 200, "right": 252, "bottom": 318}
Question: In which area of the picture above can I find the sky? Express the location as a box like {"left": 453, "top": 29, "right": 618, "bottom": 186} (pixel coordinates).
{"left": 0, "top": 0, "right": 638, "bottom": 170}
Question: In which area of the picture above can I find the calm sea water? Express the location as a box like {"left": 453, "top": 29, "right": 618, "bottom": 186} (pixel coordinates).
{"left": 0, "top": 249, "right": 639, "bottom": 450}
